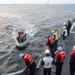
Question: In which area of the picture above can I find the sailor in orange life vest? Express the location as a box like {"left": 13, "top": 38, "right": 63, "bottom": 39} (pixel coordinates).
{"left": 17, "top": 31, "right": 26, "bottom": 43}
{"left": 46, "top": 34, "right": 55, "bottom": 58}
{"left": 69, "top": 45, "right": 75, "bottom": 75}
{"left": 55, "top": 46, "right": 66, "bottom": 75}
{"left": 19, "top": 53, "right": 36, "bottom": 75}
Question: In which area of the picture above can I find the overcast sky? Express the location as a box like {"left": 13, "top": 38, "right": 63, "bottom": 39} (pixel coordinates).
{"left": 0, "top": 0, "right": 75, "bottom": 4}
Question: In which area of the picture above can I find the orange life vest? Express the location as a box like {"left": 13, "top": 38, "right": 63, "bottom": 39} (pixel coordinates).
{"left": 55, "top": 51, "right": 66, "bottom": 62}
{"left": 17, "top": 36, "right": 26, "bottom": 41}
{"left": 70, "top": 51, "right": 75, "bottom": 58}
{"left": 20, "top": 36, "right": 26, "bottom": 40}
{"left": 23, "top": 54, "right": 34, "bottom": 65}
{"left": 49, "top": 37, "right": 54, "bottom": 44}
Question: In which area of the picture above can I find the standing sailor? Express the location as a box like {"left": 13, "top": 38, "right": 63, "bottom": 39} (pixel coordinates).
{"left": 41, "top": 49, "right": 55, "bottom": 75}
{"left": 67, "top": 20, "right": 72, "bottom": 36}
{"left": 51, "top": 30, "right": 58, "bottom": 51}
{"left": 62, "top": 26, "right": 68, "bottom": 45}
{"left": 46, "top": 34, "right": 55, "bottom": 57}
{"left": 69, "top": 45, "right": 75, "bottom": 75}
{"left": 55, "top": 46, "right": 66, "bottom": 75}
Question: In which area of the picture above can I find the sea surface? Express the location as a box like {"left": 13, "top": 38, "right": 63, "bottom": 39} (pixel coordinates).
{"left": 0, "top": 4, "right": 75, "bottom": 74}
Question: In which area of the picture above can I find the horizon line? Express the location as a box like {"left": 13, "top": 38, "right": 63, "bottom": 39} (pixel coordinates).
{"left": 0, "top": 3, "right": 75, "bottom": 5}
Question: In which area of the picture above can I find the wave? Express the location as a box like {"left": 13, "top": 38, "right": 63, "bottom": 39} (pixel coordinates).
{"left": 12, "top": 21, "right": 39, "bottom": 41}
{"left": 0, "top": 12, "right": 21, "bottom": 19}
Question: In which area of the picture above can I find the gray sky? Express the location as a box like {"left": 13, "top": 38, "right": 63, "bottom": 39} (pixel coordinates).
{"left": 0, "top": 0, "right": 75, "bottom": 4}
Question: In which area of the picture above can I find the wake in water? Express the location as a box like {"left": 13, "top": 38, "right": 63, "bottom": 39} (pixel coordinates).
{"left": 12, "top": 21, "right": 39, "bottom": 42}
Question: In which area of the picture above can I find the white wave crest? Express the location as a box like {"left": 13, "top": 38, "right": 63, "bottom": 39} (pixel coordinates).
{"left": 12, "top": 22, "right": 39, "bottom": 41}
{"left": 0, "top": 12, "right": 21, "bottom": 19}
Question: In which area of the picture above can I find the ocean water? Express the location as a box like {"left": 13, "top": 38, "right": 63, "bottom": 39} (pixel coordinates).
{"left": 0, "top": 4, "right": 75, "bottom": 73}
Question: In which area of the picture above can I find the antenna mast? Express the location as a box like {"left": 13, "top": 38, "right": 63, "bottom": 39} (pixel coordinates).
{"left": 47, "top": 0, "right": 50, "bottom": 4}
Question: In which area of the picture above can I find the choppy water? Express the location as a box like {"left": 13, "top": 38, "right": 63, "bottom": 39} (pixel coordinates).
{"left": 0, "top": 4, "right": 75, "bottom": 73}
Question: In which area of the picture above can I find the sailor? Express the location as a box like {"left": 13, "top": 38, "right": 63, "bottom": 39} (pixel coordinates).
{"left": 41, "top": 49, "right": 55, "bottom": 75}
{"left": 46, "top": 34, "right": 54, "bottom": 49}
{"left": 19, "top": 53, "right": 36, "bottom": 75}
{"left": 17, "top": 31, "right": 26, "bottom": 43}
{"left": 55, "top": 46, "right": 66, "bottom": 75}
{"left": 62, "top": 26, "right": 68, "bottom": 44}
{"left": 51, "top": 30, "right": 58, "bottom": 51}
{"left": 67, "top": 20, "right": 72, "bottom": 36}
{"left": 46, "top": 34, "right": 55, "bottom": 57}
{"left": 69, "top": 45, "right": 75, "bottom": 75}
